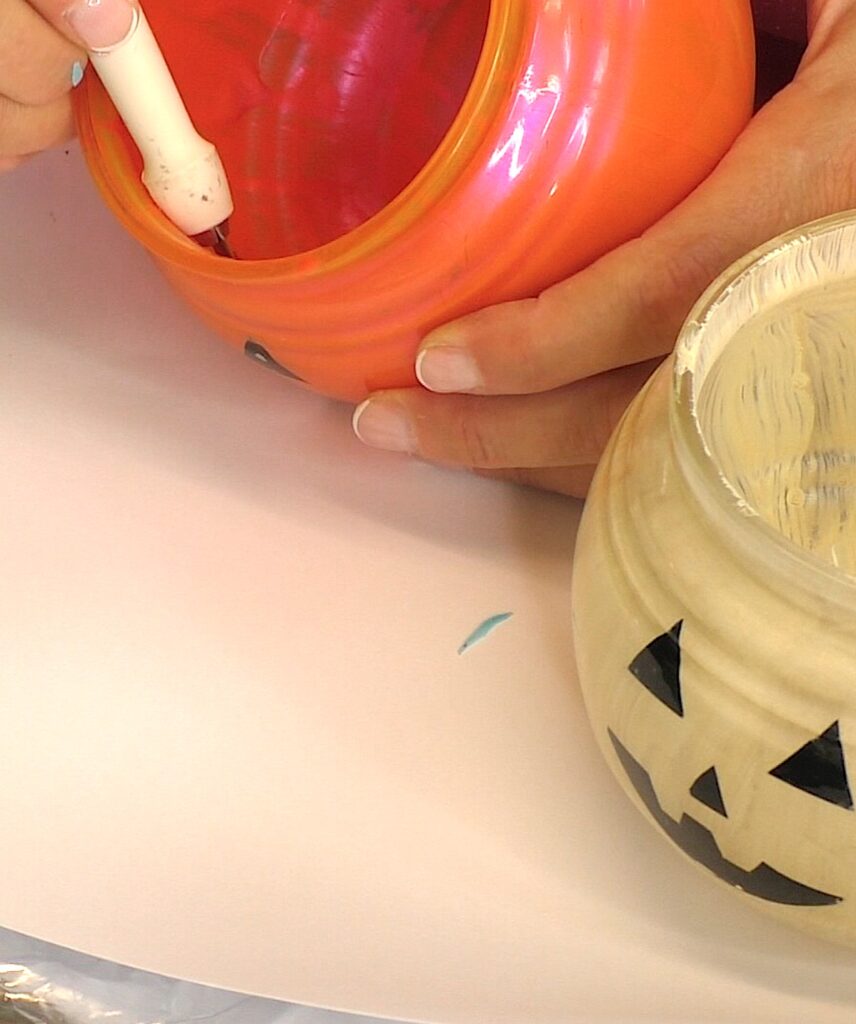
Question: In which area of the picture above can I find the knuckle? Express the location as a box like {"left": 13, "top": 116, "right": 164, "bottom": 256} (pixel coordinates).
{"left": 0, "top": 94, "right": 73, "bottom": 157}
{"left": 634, "top": 240, "right": 716, "bottom": 340}
{"left": 18, "top": 50, "right": 78, "bottom": 107}
{"left": 767, "top": 76, "right": 856, "bottom": 215}
{"left": 0, "top": 7, "right": 79, "bottom": 106}
{"left": 455, "top": 407, "right": 504, "bottom": 468}
{"left": 16, "top": 82, "right": 68, "bottom": 109}
{"left": 508, "top": 296, "right": 553, "bottom": 389}
{"left": 25, "top": 74, "right": 73, "bottom": 108}
{"left": 567, "top": 408, "right": 613, "bottom": 465}
{"left": 463, "top": 297, "right": 546, "bottom": 392}
{"left": 604, "top": 361, "right": 656, "bottom": 433}
{"left": 814, "top": 128, "right": 856, "bottom": 212}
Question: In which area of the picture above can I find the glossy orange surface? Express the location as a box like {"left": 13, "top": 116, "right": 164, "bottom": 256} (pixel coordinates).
{"left": 76, "top": 0, "right": 755, "bottom": 401}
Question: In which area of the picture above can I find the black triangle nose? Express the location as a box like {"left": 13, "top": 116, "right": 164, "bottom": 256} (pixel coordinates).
{"left": 690, "top": 766, "right": 728, "bottom": 817}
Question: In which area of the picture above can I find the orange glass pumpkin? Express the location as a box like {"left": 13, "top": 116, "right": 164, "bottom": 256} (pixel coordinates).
{"left": 75, "top": 0, "right": 755, "bottom": 401}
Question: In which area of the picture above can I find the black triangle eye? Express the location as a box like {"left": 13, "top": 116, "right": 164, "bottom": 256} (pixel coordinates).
{"left": 769, "top": 721, "right": 853, "bottom": 810}
{"left": 628, "top": 621, "right": 684, "bottom": 716}
{"left": 690, "top": 766, "right": 728, "bottom": 817}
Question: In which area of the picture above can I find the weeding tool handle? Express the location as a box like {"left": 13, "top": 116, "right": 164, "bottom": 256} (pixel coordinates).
{"left": 88, "top": 8, "right": 234, "bottom": 238}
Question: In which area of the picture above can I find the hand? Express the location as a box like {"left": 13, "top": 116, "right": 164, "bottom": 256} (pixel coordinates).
{"left": 353, "top": 0, "right": 856, "bottom": 498}
{"left": 0, "top": 0, "right": 136, "bottom": 171}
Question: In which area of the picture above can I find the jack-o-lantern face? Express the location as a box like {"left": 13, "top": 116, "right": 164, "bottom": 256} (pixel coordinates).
{"left": 611, "top": 621, "right": 852, "bottom": 907}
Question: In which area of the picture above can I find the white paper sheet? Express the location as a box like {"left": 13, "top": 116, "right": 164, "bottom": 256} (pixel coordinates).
{"left": 1, "top": 145, "right": 856, "bottom": 1024}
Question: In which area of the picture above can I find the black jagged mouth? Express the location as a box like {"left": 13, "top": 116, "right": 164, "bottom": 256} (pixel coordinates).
{"left": 608, "top": 730, "right": 841, "bottom": 907}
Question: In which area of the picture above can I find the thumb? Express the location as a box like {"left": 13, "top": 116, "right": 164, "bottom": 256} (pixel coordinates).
{"left": 34, "top": 0, "right": 138, "bottom": 51}
{"left": 415, "top": 67, "right": 856, "bottom": 397}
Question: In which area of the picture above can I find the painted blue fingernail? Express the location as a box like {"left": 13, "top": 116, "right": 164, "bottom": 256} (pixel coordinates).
{"left": 71, "top": 61, "right": 86, "bottom": 88}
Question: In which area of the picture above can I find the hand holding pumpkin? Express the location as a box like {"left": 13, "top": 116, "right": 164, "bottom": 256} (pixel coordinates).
{"left": 0, "top": 0, "right": 136, "bottom": 172}
{"left": 353, "top": 0, "right": 856, "bottom": 498}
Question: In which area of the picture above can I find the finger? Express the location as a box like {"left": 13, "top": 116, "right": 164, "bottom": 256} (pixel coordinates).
{"left": 0, "top": 154, "right": 30, "bottom": 173}
{"left": 0, "top": 93, "right": 74, "bottom": 158}
{"left": 353, "top": 359, "right": 660, "bottom": 470}
{"left": 0, "top": 0, "right": 84, "bottom": 106}
{"left": 415, "top": 71, "right": 856, "bottom": 397}
{"left": 28, "top": 0, "right": 138, "bottom": 51}
{"left": 475, "top": 464, "right": 597, "bottom": 500}
{"left": 807, "top": 0, "right": 856, "bottom": 48}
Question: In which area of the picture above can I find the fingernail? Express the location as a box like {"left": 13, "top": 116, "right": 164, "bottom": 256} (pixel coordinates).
{"left": 352, "top": 399, "right": 418, "bottom": 453}
{"left": 70, "top": 60, "right": 87, "bottom": 87}
{"left": 65, "top": 0, "right": 136, "bottom": 51}
{"left": 416, "top": 346, "right": 483, "bottom": 393}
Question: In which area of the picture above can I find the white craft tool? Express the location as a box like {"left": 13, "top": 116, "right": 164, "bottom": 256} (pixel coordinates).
{"left": 86, "top": 5, "right": 236, "bottom": 256}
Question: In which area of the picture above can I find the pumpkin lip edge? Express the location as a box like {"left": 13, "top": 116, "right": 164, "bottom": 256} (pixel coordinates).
{"left": 73, "top": 0, "right": 526, "bottom": 276}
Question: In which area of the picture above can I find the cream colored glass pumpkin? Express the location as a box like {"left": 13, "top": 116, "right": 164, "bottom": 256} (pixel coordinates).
{"left": 572, "top": 211, "right": 856, "bottom": 946}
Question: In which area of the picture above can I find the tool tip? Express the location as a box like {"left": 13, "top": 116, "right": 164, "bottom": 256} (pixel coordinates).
{"left": 191, "top": 220, "right": 236, "bottom": 259}
{"left": 211, "top": 222, "right": 235, "bottom": 258}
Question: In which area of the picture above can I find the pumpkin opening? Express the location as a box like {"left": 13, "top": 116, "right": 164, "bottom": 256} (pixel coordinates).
{"left": 121, "top": 0, "right": 491, "bottom": 260}
{"left": 691, "top": 245, "right": 856, "bottom": 576}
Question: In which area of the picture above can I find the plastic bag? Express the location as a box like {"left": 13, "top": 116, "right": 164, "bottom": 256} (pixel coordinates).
{"left": 0, "top": 928, "right": 388, "bottom": 1024}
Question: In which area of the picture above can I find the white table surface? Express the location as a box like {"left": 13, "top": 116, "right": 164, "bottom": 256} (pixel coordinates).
{"left": 2, "top": 145, "right": 856, "bottom": 1024}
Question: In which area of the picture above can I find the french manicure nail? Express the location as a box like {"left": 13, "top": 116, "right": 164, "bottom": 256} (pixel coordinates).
{"left": 65, "top": 0, "right": 136, "bottom": 51}
{"left": 352, "top": 400, "right": 418, "bottom": 453}
{"left": 416, "top": 346, "right": 483, "bottom": 393}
